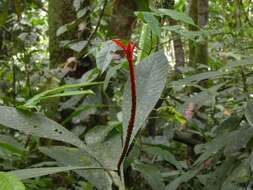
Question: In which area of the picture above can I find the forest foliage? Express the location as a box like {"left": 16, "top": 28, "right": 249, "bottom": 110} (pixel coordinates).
{"left": 0, "top": 0, "right": 253, "bottom": 190}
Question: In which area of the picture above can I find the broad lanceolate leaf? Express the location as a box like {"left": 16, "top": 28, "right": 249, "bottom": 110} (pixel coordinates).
{"left": 9, "top": 166, "right": 106, "bottom": 180}
{"left": 96, "top": 40, "right": 121, "bottom": 73}
{"left": 0, "top": 106, "right": 86, "bottom": 149}
{"left": 0, "top": 172, "right": 25, "bottom": 190}
{"left": 122, "top": 50, "right": 169, "bottom": 144}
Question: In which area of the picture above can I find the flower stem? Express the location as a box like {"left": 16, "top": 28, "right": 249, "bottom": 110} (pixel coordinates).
{"left": 117, "top": 59, "right": 137, "bottom": 175}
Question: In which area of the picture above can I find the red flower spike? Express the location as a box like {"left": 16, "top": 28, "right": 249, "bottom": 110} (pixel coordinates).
{"left": 112, "top": 39, "right": 127, "bottom": 50}
{"left": 112, "top": 39, "right": 135, "bottom": 63}
{"left": 112, "top": 38, "right": 137, "bottom": 175}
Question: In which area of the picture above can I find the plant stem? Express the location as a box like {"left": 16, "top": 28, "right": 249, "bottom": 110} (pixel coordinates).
{"left": 117, "top": 57, "right": 137, "bottom": 175}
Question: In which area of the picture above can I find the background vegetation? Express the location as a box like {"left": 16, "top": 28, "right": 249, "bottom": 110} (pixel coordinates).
{"left": 0, "top": 0, "right": 253, "bottom": 189}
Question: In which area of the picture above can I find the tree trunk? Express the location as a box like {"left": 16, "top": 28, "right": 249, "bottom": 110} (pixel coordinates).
{"left": 168, "top": 14, "right": 185, "bottom": 71}
{"left": 109, "top": 0, "right": 137, "bottom": 39}
{"left": 188, "top": 0, "right": 208, "bottom": 65}
{"left": 195, "top": 0, "right": 208, "bottom": 65}
{"left": 48, "top": 0, "right": 76, "bottom": 68}
{"left": 188, "top": 0, "right": 198, "bottom": 65}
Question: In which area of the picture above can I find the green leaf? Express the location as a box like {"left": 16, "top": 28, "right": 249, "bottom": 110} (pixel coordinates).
{"left": 194, "top": 127, "right": 253, "bottom": 165}
{"left": 85, "top": 125, "right": 115, "bottom": 145}
{"left": 9, "top": 166, "right": 106, "bottom": 180}
{"left": 0, "top": 106, "right": 86, "bottom": 149}
{"left": 143, "top": 145, "right": 182, "bottom": 171}
{"left": 194, "top": 133, "right": 228, "bottom": 165}
{"left": 205, "top": 159, "right": 236, "bottom": 190}
{"left": 223, "top": 56, "right": 253, "bottom": 69}
{"left": 77, "top": 8, "right": 88, "bottom": 18}
{"left": 20, "top": 82, "right": 102, "bottom": 109}
{"left": 56, "top": 21, "right": 78, "bottom": 37}
{"left": 226, "top": 160, "right": 250, "bottom": 184}
{"left": 143, "top": 12, "right": 161, "bottom": 36}
{"left": 183, "top": 84, "right": 224, "bottom": 108}
{"left": 103, "top": 64, "right": 122, "bottom": 91}
{"left": 0, "top": 135, "right": 25, "bottom": 155}
{"left": 41, "top": 90, "right": 94, "bottom": 99}
{"left": 166, "top": 168, "right": 200, "bottom": 190}
{"left": 0, "top": 172, "right": 25, "bottom": 190}
{"left": 249, "top": 150, "right": 253, "bottom": 173}
{"left": 96, "top": 40, "right": 121, "bottom": 73}
{"left": 87, "top": 135, "right": 121, "bottom": 170}
{"left": 155, "top": 8, "right": 196, "bottom": 26}
{"left": 245, "top": 101, "right": 253, "bottom": 128}
{"left": 56, "top": 25, "right": 67, "bottom": 36}
{"left": 69, "top": 40, "right": 88, "bottom": 52}
{"left": 224, "top": 127, "right": 253, "bottom": 155}
{"left": 122, "top": 50, "right": 169, "bottom": 145}
{"left": 135, "top": 11, "right": 161, "bottom": 37}
{"left": 137, "top": 23, "right": 158, "bottom": 64}
{"left": 0, "top": 0, "right": 9, "bottom": 26}
{"left": 221, "top": 183, "right": 240, "bottom": 190}
{"left": 171, "top": 71, "right": 224, "bottom": 88}
{"left": 162, "top": 25, "right": 203, "bottom": 41}
{"left": 133, "top": 161, "right": 166, "bottom": 190}
{"left": 73, "top": 0, "right": 82, "bottom": 10}
{"left": 158, "top": 106, "right": 186, "bottom": 124}
{"left": 39, "top": 146, "right": 112, "bottom": 190}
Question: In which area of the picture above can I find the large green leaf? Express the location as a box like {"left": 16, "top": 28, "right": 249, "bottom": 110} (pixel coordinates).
{"left": 9, "top": 166, "right": 106, "bottom": 180}
{"left": 0, "top": 172, "right": 25, "bottom": 190}
{"left": 122, "top": 50, "right": 169, "bottom": 144}
{"left": 39, "top": 146, "right": 112, "bottom": 190}
{"left": 133, "top": 162, "right": 166, "bottom": 190}
{"left": 136, "top": 23, "right": 158, "bottom": 64}
{"left": 155, "top": 8, "right": 196, "bottom": 26}
{"left": 136, "top": 12, "right": 161, "bottom": 36}
{"left": 143, "top": 13, "right": 161, "bottom": 36}
{"left": 96, "top": 40, "right": 120, "bottom": 73}
{"left": 0, "top": 106, "right": 85, "bottom": 149}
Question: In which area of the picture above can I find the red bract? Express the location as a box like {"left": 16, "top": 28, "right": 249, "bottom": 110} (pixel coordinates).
{"left": 112, "top": 38, "right": 137, "bottom": 175}
{"left": 112, "top": 39, "right": 135, "bottom": 63}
